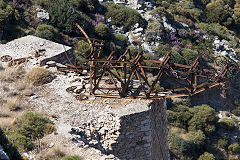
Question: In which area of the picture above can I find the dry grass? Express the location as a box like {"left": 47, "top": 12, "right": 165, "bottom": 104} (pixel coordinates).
{"left": 0, "top": 117, "right": 13, "bottom": 130}
{"left": 0, "top": 96, "right": 9, "bottom": 117}
{"left": 0, "top": 105, "right": 10, "bottom": 117}
{"left": 25, "top": 67, "right": 55, "bottom": 86}
{"left": 5, "top": 98, "right": 21, "bottom": 111}
{"left": 0, "top": 66, "right": 26, "bottom": 83}
{"left": 14, "top": 80, "right": 29, "bottom": 91}
{"left": 38, "top": 146, "right": 65, "bottom": 160}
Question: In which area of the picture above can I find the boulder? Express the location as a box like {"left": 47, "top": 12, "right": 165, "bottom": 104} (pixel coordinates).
{"left": 0, "top": 145, "right": 10, "bottom": 160}
{"left": 36, "top": 8, "right": 49, "bottom": 20}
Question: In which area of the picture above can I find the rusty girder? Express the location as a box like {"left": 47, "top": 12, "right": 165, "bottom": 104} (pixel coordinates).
{"left": 85, "top": 47, "right": 234, "bottom": 99}
{"left": 75, "top": 23, "right": 238, "bottom": 99}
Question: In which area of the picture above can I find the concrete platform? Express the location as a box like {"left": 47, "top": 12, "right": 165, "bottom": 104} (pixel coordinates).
{"left": 0, "top": 35, "right": 74, "bottom": 67}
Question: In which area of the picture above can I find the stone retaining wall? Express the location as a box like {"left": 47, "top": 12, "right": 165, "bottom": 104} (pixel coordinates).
{"left": 71, "top": 98, "right": 169, "bottom": 160}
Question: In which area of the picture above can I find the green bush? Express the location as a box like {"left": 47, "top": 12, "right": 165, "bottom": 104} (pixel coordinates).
{"left": 127, "top": 46, "right": 138, "bottom": 57}
{"left": 233, "top": 7, "right": 240, "bottom": 25}
{"left": 199, "top": 23, "right": 235, "bottom": 41}
{"left": 180, "top": 97, "right": 191, "bottom": 107}
{"left": 186, "top": 130, "right": 206, "bottom": 150}
{"left": 198, "top": 152, "right": 215, "bottom": 160}
{"left": 0, "top": 128, "right": 22, "bottom": 159}
{"left": 35, "top": 24, "right": 60, "bottom": 42}
{"left": 4, "top": 112, "right": 55, "bottom": 152}
{"left": 36, "top": 0, "right": 50, "bottom": 7}
{"left": 69, "top": 0, "right": 99, "bottom": 13}
{"left": 206, "top": 0, "right": 232, "bottom": 25}
{"left": 61, "top": 155, "right": 82, "bottom": 160}
{"left": 74, "top": 40, "right": 90, "bottom": 65}
{"left": 155, "top": 44, "right": 169, "bottom": 57}
{"left": 228, "top": 143, "right": 240, "bottom": 154}
{"left": 114, "top": 33, "right": 128, "bottom": 44}
{"left": 104, "top": 2, "right": 146, "bottom": 30}
{"left": 188, "top": 104, "right": 218, "bottom": 135}
{"left": 171, "top": 135, "right": 195, "bottom": 156}
{"left": 174, "top": 1, "right": 203, "bottom": 21}
{"left": 217, "top": 138, "right": 229, "bottom": 149}
{"left": 0, "top": 2, "right": 17, "bottom": 31}
{"left": 181, "top": 48, "right": 198, "bottom": 65}
{"left": 219, "top": 118, "right": 236, "bottom": 131}
{"left": 48, "top": 0, "right": 93, "bottom": 35}
{"left": 5, "top": 131, "right": 33, "bottom": 151}
{"left": 167, "top": 105, "right": 193, "bottom": 129}
{"left": 16, "top": 112, "right": 56, "bottom": 139}
{"left": 94, "top": 23, "right": 112, "bottom": 39}
{"left": 171, "top": 49, "right": 185, "bottom": 64}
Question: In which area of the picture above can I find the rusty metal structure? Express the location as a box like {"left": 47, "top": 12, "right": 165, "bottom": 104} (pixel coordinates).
{"left": 75, "top": 24, "right": 239, "bottom": 99}
{"left": 86, "top": 49, "right": 235, "bottom": 99}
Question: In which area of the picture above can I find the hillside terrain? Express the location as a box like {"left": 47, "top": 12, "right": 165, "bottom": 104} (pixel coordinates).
{"left": 0, "top": 0, "right": 240, "bottom": 160}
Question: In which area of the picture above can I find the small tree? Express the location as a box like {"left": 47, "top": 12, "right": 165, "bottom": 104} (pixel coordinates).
{"left": 219, "top": 118, "right": 236, "bottom": 131}
{"left": 228, "top": 143, "right": 240, "bottom": 154}
{"left": 170, "top": 135, "right": 195, "bottom": 157}
{"left": 74, "top": 40, "right": 90, "bottom": 65}
{"left": 48, "top": 0, "right": 93, "bottom": 35}
{"left": 94, "top": 23, "right": 112, "bottom": 40}
{"left": 69, "top": 0, "right": 99, "bottom": 13}
{"left": 188, "top": 104, "right": 218, "bottom": 135}
{"left": 186, "top": 130, "right": 206, "bottom": 150}
{"left": 198, "top": 152, "right": 215, "bottom": 160}
{"left": 205, "top": 0, "right": 232, "bottom": 26}
{"left": 217, "top": 138, "right": 229, "bottom": 149}
{"left": 105, "top": 2, "right": 146, "bottom": 30}
{"left": 35, "top": 24, "right": 60, "bottom": 42}
{"left": 181, "top": 48, "right": 198, "bottom": 65}
{"left": 167, "top": 105, "right": 193, "bottom": 129}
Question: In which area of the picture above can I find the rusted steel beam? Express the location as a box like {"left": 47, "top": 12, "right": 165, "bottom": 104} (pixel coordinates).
{"left": 1, "top": 55, "right": 12, "bottom": 62}
{"left": 120, "top": 52, "right": 143, "bottom": 96}
{"left": 146, "top": 53, "right": 171, "bottom": 97}
{"left": 75, "top": 27, "right": 235, "bottom": 99}
{"left": 8, "top": 56, "right": 32, "bottom": 67}
{"left": 92, "top": 51, "right": 116, "bottom": 93}
{"left": 76, "top": 23, "right": 93, "bottom": 53}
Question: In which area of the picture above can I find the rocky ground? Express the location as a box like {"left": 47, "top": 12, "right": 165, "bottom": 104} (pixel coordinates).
{"left": 0, "top": 59, "right": 152, "bottom": 159}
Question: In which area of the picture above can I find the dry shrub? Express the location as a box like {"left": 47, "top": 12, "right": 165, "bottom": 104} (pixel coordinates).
{"left": 22, "top": 89, "right": 34, "bottom": 97}
{"left": 0, "top": 106, "right": 10, "bottom": 117}
{"left": 39, "top": 146, "right": 65, "bottom": 160}
{"left": 2, "top": 86, "right": 10, "bottom": 92}
{"left": 44, "top": 123, "right": 56, "bottom": 135}
{"left": 0, "top": 66, "right": 25, "bottom": 82}
{"left": 6, "top": 98, "right": 21, "bottom": 111}
{"left": 0, "top": 118, "right": 12, "bottom": 130}
{"left": 14, "top": 80, "right": 29, "bottom": 91}
{"left": 25, "top": 67, "right": 55, "bottom": 86}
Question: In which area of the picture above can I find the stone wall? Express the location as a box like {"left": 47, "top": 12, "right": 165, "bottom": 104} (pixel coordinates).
{"left": 150, "top": 99, "right": 170, "bottom": 160}
{"left": 40, "top": 48, "right": 75, "bottom": 66}
{"left": 111, "top": 111, "right": 151, "bottom": 159}
{"left": 70, "top": 98, "right": 169, "bottom": 160}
